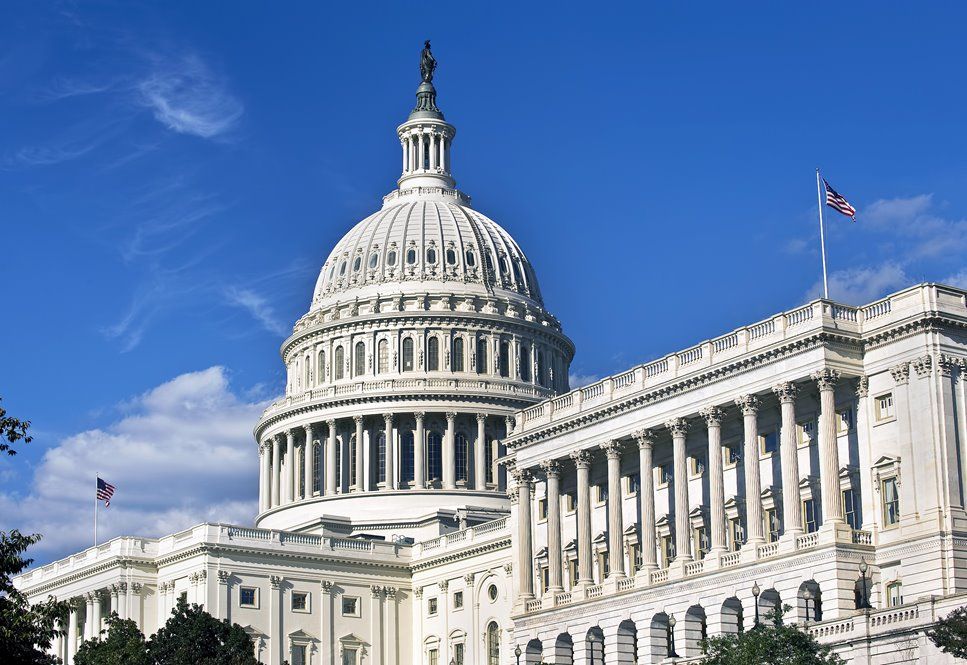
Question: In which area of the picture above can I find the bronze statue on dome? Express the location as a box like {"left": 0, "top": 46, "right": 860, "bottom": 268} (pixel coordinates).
{"left": 420, "top": 40, "right": 437, "bottom": 82}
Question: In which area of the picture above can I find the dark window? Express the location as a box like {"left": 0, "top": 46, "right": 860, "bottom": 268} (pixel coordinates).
{"left": 456, "top": 433, "right": 468, "bottom": 482}
{"left": 452, "top": 338, "right": 464, "bottom": 372}
{"left": 446, "top": 248, "right": 457, "bottom": 265}
{"left": 427, "top": 337, "right": 439, "bottom": 371}
{"left": 354, "top": 342, "right": 365, "bottom": 375}
{"left": 400, "top": 431, "right": 414, "bottom": 483}
{"left": 427, "top": 248, "right": 437, "bottom": 264}
{"left": 368, "top": 253, "right": 378, "bottom": 269}
{"left": 465, "top": 250, "right": 476, "bottom": 267}
{"left": 377, "top": 433, "right": 386, "bottom": 484}
{"left": 240, "top": 587, "right": 256, "bottom": 607}
{"left": 499, "top": 341, "right": 509, "bottom": 378}
{"left": 352, "top": 256, "right": 361, "bottom": 272}
{"left": 406, "top": 248, "right": 417, "bottom": 265}
{"left": 339, "top": 261, "right": 347, "bottom": 276}
{"left": 402, "top": 338, "right": 414, "bottom": 371}
{"left": 519, "top": 346, "right": 530, "bottom": 381}
{"left": 843, "top": 488, "right": 860, "bottom": 529}
{"left": 477, "top": 339, "right": 488, "bottom": 374}
{"left": 334, "top": 346, "right": 345, "bottom": 380}
{"left": 387, "top": 250, "right": 397, "bottom": 266}
{"left": 427, "top": 432, "right": 443, "bottom": 481}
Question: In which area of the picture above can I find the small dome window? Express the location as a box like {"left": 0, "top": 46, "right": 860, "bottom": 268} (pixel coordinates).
{"left": 426, "top": 248, "right": 437, "bottom": 264}
{"left": 329, "top": 263, "right": 336, "bottom": 279}
{"left": 512, "top": 260, "right": 523, "bottom": 284}
{"left": 339, "top": 261, "right": 347, "bottom": 276}
{"left": 406, "top": 248, "right": 417, "bottom": 265}
{"left": 499, "top": 256, "right": 509, "bottom": 274}
{"left": 485, "top": 254, "right": 494, "bottom": 272}
{"left": 488, "top": 584, "right": 498, "bottom": 601}
{"left": 387, "top": 250, "right": 397, "bottom": 266}
{"left": 369, "top": 252, "right": 379, "bottom": 269}
{"left": 465, "top": 250, "right": 476, "bottom": 267}
{"left": 446, "top": 248, "right": 457, "bottom": 265}
{"left": 352, "top": 256, "right": 362, "bottom": 272}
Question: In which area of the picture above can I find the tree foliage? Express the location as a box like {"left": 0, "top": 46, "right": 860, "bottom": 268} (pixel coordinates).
{"left": 0, "top": 531, "right": 70, "bottom": 665}
{"left": 701, "top": 607, "right": 844, "bottom": 665}
{"left": 928, "top": 605, "right": 967, "bottom": 658}
{"left": 0, "top": 397, "right": 33, "bottom": 456}
{"left": 76, "top": 598, "right": 259, "bottom": 665}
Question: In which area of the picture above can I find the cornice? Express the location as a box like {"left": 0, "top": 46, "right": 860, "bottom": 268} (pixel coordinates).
{"left": 21, "top": 557, "right": 157, "bottom": 597}
{"left": 153, "top": 542, "right": 411, "bottom": 573}
{"left": 410, "top": 537, "right": 511, "bottom": 572}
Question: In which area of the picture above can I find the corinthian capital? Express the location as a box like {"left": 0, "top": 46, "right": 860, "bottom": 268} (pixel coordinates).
{"left": 889, "top": 362, "right": 910, "bottom": 386}
{"left": 600, "top": 440, "right": 624, "bottom": 458}
{"left": 811, "top": 368, "right": 840, "bottom": 391}
{"left": 734, "top": 394, "right": 760, "bottom": 415}
{"left": 665, "top": 417, "right": 690, "bottom": 438}
{"left": 632, "top": 429, "right": 656, "bottom": 449}
{"left": 540, "top": 459, "right": 561, "bottom": 478}
{"left": 912, "top": 355, "right": 933, "bottom": 378}
{"left": 772, "top": 382, "right": 799, "bottom": 404}
{"left": 445, "top": 411, "right": 457, "bottom": 422}
{"left": 699, "top": 406, "right": 725, "bottom": 427}
{"left": 569, "top": 448, "right": 593, "bottom": 468}
{"left": 414, "top": 411, "right": 426, "bottom": 423}
{"left": 303, "top": 423, "right": 313, "bottom": 438}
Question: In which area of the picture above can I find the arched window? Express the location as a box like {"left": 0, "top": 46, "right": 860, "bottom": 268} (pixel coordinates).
{"left": 377, "top": 433, "right": 386, "bottom": 485}
{"left": 426, "top": 248, "right": 437, "bottom": 264}
{"left": 465, "top": 250, "right": 476, "bottom": 267}
{"left": 339, "top": 260, "right": 347, "bottom": 276}
{"left": 317, "top": 350, "right": 326, "bottom": 385}
{"left": 485, "top": 254, "right": 495, "bottom": 273}
{"left": 452, "top": 338, "right": 464, "bottom": 372}
{"left": 402, "top": 338, "right": 414, "bottom": 372}
{"left": 304, "top": 358, "right": 311, "bottom": 387}
{"left": 519, "top": 346, "right": 531, "bottom": 382}
{"left": 311, "top": 441, "right": 320, "bottom": 495}
{"left": 352, "top": 256, "right": 361, "bottom": 272}
{"left": 387, "top": 250, "right": 397, "bottom": 267}
{"left": 427, "top": 337, "right": 439, "bottom": 371}
{"left": 400, "top": 431, "right": 415, "bottom": 484}
{"left": 512, "top": 260, "right": 524, "bottom": 285}
{"left": 335, "top": 437, "right": 342, "bottom": 489}
{"left": 334, "top": 346, "right": 345, "bottom": 380}
{"left": 378, "top": 339, "right": 389, "bottom": 374}
{"left": 427, "top": 432, "right": 443, "bottom": 482}
{"left": 446, "top": 248, "right": 457, "bottom": 265}
{"left": 485, "top": 436, "right": 496, "bottom": 485}
{"left": 369, "top": 252, "right": 378, "bottom": 269}
{"left": 455, "top": 433, "right": 468, "bottom": 482}
{"left": 354, "top": 341, "right": 366, "bottom": 376}
{"left": 349, "top": 435, "right": 357, "bottom": 488}
{"left": 486, "top": 622, "right": 500, "bottom": 665}
{"left": 537, "top": 351, "right": 546, "bottom": 387}
{"left": 406, "top": 248, "right": 417, "bottom": 265}
{"left": 477, "top": 339, "right": 488, "bottom": 375}
{"left": 499, "top": 341, "right": 510, "bottom": 378}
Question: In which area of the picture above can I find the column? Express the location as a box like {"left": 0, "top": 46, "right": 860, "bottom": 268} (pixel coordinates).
{"left": 321, "top": 581, "right": 335, "bottom": 664}
{"left": 443, "top": 412, "right": 457, "bottom": 489}
{"left": 109, "top": 584, "right": 119, "bottom": 619}
{"left": 269, "top": 576, "right": 282, "bottom": 665}
{"left": 666, "top": 418, "right": 692, "bottom": 562}
{"left": 736, "top": 395, "right": 764, "bottom": 547}
{"left": 257, "top": 443, "right": 266, "bottom": 512}
{"left": 326, "top": 419, "right": 337, "bottom": 495}
{"left": 401, "top": 138, "right": 407, "bottom": 172}
{"left": 303, "top": 424, "right": 314, "bottom": 500}
{"left": 129, "top": 583, "right": 143, "bottom": 630}
{"left": 293, "top": 441, "right": 302, "bottom": 501}
{"left": 271, "top": 435, "right": 281, "bottom": 507}
{"left": 408, "top": 136, "right": 415, "bottom": 173}
{"left": 774, "top": 383, "right": 803, "bottom": 536}
{"left": 354, "top": 416, "right": 364, "bottom": 492}
{"left": 370, "top": 586, "right": 383, "bottom": 665}
{"left": 417, "top": 133, "right": 424, "bottom": 170}
{"left": 284, "top": 430, "right": 295, "bottom": 504}
{"left": 414, "top": 412, "right": 426, "bottom": 489}
{"left": 701, "top": 407, "right": 728, "bottom": 554}
{"left": 570, "top": 449, "right": 594, "bottom": 585}
{"left": 542, "top": 460, "right": 564, "bottom": 593}
{"left": 385, "top": 587, "right": 398, "bottom": 665}
{"left": 67, "top": 602, "right": 79, "bottom": 665}
{"left": 601, "top": 440, "right": 626, "bottom": 579}
{"left": 438, "top": 134, "right": 446, "bottom": 171}
{"left": 812, "top": 369, "right": 844, "bottom": 524}
{"left": 91, "top": 591, "right": 102, "bottom": 638}
{"left": 84, "top": 593, "right": 95, "bottom": 640}
{"left": 428, "top": 134, "right": 437, "bottom": 170}
{"left": 514, "top": 469, "right": 535, "bottom": 601}
{"left": 475, "top": 414, "right": 487, "bottom": 489}
{"left": 633, "top": 430, "right": 658, "bottom": 571}
{"left": 383, "top": 413, "right": 396, "bottom": 490}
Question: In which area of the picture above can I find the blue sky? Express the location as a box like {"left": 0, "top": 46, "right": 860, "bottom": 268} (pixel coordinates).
{"left": 3, "top": 3, "right": 966, "bottom": 563}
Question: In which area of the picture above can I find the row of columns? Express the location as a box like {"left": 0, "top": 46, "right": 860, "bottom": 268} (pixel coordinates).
{"left": 57, "top": 583, "right": 144, "bottom": 665}
{"left": 259, "top": 413, "right": 505, "bottom": 511}
{"left": 401, "top": 130, "right": 449, "bottom": 175}
{"left": 513, "top": 370, "right": 847, "bottom": 602}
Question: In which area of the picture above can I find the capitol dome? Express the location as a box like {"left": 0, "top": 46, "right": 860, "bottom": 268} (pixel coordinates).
{"left": 253, "top": 44, "right": 573, "bottom": 539}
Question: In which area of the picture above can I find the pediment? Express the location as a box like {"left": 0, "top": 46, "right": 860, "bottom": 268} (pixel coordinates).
{"left": 873, "top": 455, "right": 900, "bottom": 469}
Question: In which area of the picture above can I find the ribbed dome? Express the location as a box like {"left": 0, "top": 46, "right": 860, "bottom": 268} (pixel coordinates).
{"left": 311, "top": 199, "right": 544, "bottom": 310}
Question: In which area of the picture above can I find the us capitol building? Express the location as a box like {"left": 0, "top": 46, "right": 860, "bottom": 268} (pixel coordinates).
{"left": 16, "top": 45, "right": 967, "bottom": 665}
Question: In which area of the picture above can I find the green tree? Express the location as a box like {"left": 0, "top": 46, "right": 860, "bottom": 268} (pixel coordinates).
{"left": 701, "top": 607, "right": 844, "bottom": 665}
{"left": 0, "top": 530, "right": 70, "bottom": 665}
{"left": 928, "top": 605, "right": 967, "bottom": 659}
{"left": 0, "top": 397, "right": 33, "bottom": 456}
{"left": 73, "top": 614, "right": 148, "bottom": 665}
{"left": 146, "top": 598, "right": 259, "bottom": 665}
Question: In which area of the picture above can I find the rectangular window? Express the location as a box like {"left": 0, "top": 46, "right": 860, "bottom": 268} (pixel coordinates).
{"left": 843, "top": 488, "right": 859, "bottom": 529}
{"left": 882, "top": 477, "right": 900, "bottom": 526}
{"left": 563, "top": 492, "right": 576, "bottom": 513}
{"left": 428, "top": 597, "right": 438, "bottom": 616}
{"left": 625, "top": 473, "right": 640, "bottom": 496}
{"left": 596, "top": 551, "right": 610, "bottom": 579}
{"left": 660, "top": 535, "right": 675, "bottom": 568}
{"left": 628, "top": 542, "right": 641, "bottom": 572}
{"left": 454, "top": 643, "right": 465, "bottom": 665}
{"left": 799, "top": 420, "right": 815, "bottom": 446}
{"left": 723, "top": 446, "right": 740, "bottom": 469}
{"left": 875, "top": 393, "right": 895, "bottom": 421}
{"left": 837, "top": 408, "right": 854, "bottom": 434}
{"left": 693, "top": 526, "right": 710, "bottom": 560}
{"left": 540, "top": 566, "right": 549, "bottom": 593}
{"left": 886, "top": 582, "right": 903, "bottom": 607}
{"left": 537, "top": 497, "right": 548, "bottom": 521}
{"left": 292, "top": 645, "right": 306, "bottom": 665}
{"left": 453, "top": 590, "right": 464, "bottom": 609}
{"left": 341, "top": 596, "right": 360, "bottom": 617}
{"left": 759, "top": 430, "right": 779, "bottom": 456}
{"left": 427, "top": 649, "right": 438, "bottom": 665}
{"left": 802, "top": 499, "right": 818, "bottom": 534}
{"left": 239, "top": 587, "right": 257, "bottom": 608}
{"left": 568, "top": 559, "right": 579, "bottom": 587}
{"left": 689, "top": 456, "right": 706, "bottom": 477}
{"left": 765, "top": 508, "right": 780, "bottom": 542}
{"left": 656, "top": 463, "right": 673, "bottom": 487}
{"left": 291, "top": 591, "right": 309, "bottom": 612}
{"left": 595, "top": 484, "right": 608, "bottom": 504}
{"left": 729, "top": 518, "right": 745, "bottom": 551}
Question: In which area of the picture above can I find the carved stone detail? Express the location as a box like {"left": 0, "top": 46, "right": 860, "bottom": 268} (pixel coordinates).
{"left": 811, "top": 368, "right": 840, "bottom": 391}
{"left": 699, "top": 406, "right": 725, "bottom": 427}
{"left": 912, "top": 355, "right": 933, "bottom": 378}
{"left": 734, "top": 394, "right": 760, "bottom": 415}
{"left": 569, "top": 449, "right": 592, "bottom": 468}
{"left": 540, "top": 459, "right": 561, "bottom": 477}
{"left": 890, "top": 363, "right": 910, "bottom": 385}
{"left": 665, "top": 417, "right": 690, "bottom": 437}
{"left": 772, "top": 382, "right": 799, "bottom": 404}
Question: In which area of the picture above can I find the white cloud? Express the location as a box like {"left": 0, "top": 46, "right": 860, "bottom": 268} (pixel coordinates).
{"left": 0, "top": 367, "right": 267, "bottom": 563}
{"left": 137, "top": 55, "right": 243, "bottom": 139}
{"left": 805, "top": 262, "right": 911, "bottom": 305}
{"left": 942, "top": 269, "right": 967, "bottom": 290}
{"left": 568, "top": 372, "right": 601, "bottom": 389}
{"left": 863, "top": 194, "right": 933, "bottom": 226}
{"left": 224, "top": 287, "right": 289, "bottom": 337}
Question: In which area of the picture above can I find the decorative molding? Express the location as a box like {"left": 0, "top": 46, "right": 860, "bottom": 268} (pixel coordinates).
{"left": 569, "top": 449, "right": 592, "bottom": 468}
{"left": 270, "top": 575, "right": 283, "bottom": 589}
{"left": 540, "top": 459, "right": 561, "bottom": 478}
{"left": 665, "top": 417, "right": 689, "bottom": 437}
{"left": 855, "top": 376, "right": 869, "bottom": 398}
{"left": 912, "top": 354, "right": 933, "bottom": 378}
{"left": 217, "top": 570, "right": 231, "bottom": 584}
{"left": 600, "top": 439, "right": 624, "bottom": 458}
{"left": 890, "top": 362, "right": 910, "bottom": 386}
{"left": 811, "top": 368, "right": 840, "bottom": 390}
{"left": 772, "top": 382, "right": 799, "bottom": 404}
{"left": 698, "top": 406, "right": 724, "bottom": 427}
{"left": 321, "top": 580, "right": 334, "bottom": 594}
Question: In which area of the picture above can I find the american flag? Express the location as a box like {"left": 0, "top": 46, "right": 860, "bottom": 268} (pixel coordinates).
{"left": 823, "top": 178, "right": 857, "bottom": 220}
{"left": 96, "top": 477, "right": 116, "bottom": 507}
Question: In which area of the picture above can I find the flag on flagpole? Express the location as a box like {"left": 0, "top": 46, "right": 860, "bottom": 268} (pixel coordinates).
{"left": 823, "top": 178, "right": 857, "bottom": 220}
{"left": 96, "top": 477, "right": 116, "bottom": 507}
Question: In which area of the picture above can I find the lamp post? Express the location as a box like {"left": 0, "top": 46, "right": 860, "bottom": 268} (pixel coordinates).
{"left": 803, "top": 588, "right": 813, "bottom": 625}
{"left": 857, "top": 557, "right": 872, "bottom": 610}
{"left": 514, "top": 644, "right": 522, "bottom": 665}
{"left": 752, "top": 582, "right": 761, "bottom": 628}
{"left": 586, "top": 634, "right": 595, "bottom": 665}
{"left": 668, "top": 613, "right": 679, "bottom": 659}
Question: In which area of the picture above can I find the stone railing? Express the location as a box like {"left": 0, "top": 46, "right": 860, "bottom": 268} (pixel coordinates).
{"left": 617, "top": 577, "right": 636, "bottom": 591}
{"left": 720, "top": 552, "right": 742, "bottom": 568}
{"left": 757, "top": 542, "right": 780, "bottom": 559}
{"left": 797, "top": 532, "right": 820, "bottom": 550}
{"left": 651, "top": 569, "right": 669, "bottom": 584}
{"left": 415, "top": 517, "right": 510, "bottom": 557}
{"left": 555, "top": 591, "right": 573, "bottom": 605}
{"left": 852, "top": 530, "right": 873, "bottom": 545}
{"left": 684, "top": 560, "right": 706, "bottom": 576}
{"left": 515, "top": 284, "right": 967, "bottom": 434}
{"left": 525, "top": 598, "right": 542, "bottom": 612}
{"left": 586, "top": 584, "right": 604, "bottom": 599}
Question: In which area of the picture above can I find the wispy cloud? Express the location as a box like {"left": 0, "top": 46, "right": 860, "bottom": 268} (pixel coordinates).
{"left": 223, "top": 287, "right": 289, "bottom": 337}
{"left": 137, "top": 55, "right": 243, "bottom": 139}
{"left": 806, "top": 262, "right": 911, "bottom": 304}
{"left": 568, "top": 372, "right": 601, "bottom": 389}
{"left": 33, "top": 76, "right": 119, "bottom": 102}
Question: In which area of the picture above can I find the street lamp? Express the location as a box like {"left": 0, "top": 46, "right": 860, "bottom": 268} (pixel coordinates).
{"left": 857, "top": 557, "right": 872, "bottom": 610}
{"left": 752, "top": 582, "right": 761, "bottom": 627}
{"left": 586, "top": 633, "right": 595, "bottom": 665}
{"left": 803, "top": 588, "right": 813, "bottom": 625}
{"left": 668, "top": 613, "right": 679, "bottom": 658}
{"left": 514, "top": 644, "right": 522, "bottom": 665}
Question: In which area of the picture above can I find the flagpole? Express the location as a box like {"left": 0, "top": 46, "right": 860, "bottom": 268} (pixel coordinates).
{"left": 816, "top": 168, "right": 829, "bottom": 299}
{"left": 94, "top": 473, "right": 98, "bottom": 548}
